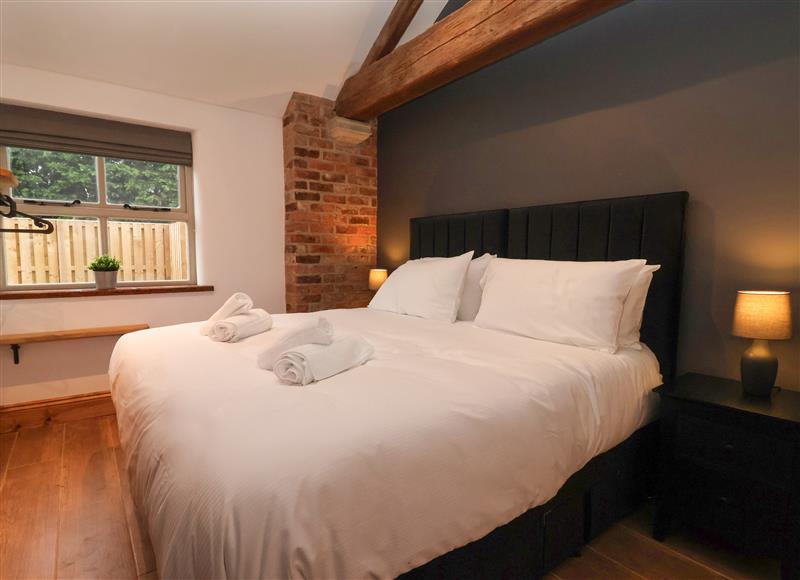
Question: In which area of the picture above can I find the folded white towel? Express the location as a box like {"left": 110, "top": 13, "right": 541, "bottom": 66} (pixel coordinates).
{"left": 200, "top": 293, "right": 254, "bottom": 335}
{"left": 273, "top": 335, "right": 374, "bottom": 386}
{"left": 256, "top": 317, "right": 335, "bottom": 370}
{"left": 208, "top": 308, "right": 273, "bottom": 343}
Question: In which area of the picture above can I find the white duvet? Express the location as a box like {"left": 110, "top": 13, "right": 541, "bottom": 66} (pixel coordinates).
{"left": 109, "top": 308, "right": 661, "bottom": 580}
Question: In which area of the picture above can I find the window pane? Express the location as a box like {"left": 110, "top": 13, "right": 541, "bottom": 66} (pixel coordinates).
{"left": 8, "top": 147, "right": 99, "bottom": 203}
{"left": 2, "top": 216, "right": 100, "bottom": 285}
{"left": 105, "top": 158, "right": 180, "bottom": 208}
{"left": 107, "top": 220, "right": 188, "bottom": 281}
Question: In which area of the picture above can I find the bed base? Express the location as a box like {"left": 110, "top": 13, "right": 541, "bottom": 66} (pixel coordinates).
{"left": 399, "top": 421, "right": 659, "bottom": 580}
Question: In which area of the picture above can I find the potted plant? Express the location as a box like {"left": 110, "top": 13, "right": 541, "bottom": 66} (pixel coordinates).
{"left": 88, "top": 254, "right": 121, "bottom": 289}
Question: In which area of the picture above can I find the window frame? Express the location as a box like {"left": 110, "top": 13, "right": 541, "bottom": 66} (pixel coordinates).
{"left": 0, "top": 145, "right": 197, "bottom": 290}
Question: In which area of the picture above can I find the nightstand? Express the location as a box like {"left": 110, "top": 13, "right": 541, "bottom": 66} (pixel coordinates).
{"left": 653, "top": 373, "right": 800, "bottom": 580}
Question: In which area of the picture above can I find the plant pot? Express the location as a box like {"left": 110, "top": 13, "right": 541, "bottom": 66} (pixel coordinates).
{"left": 93, "top": 270, "right": 118, "bottom": 289}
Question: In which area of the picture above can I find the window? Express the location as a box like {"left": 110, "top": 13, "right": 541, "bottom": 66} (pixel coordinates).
{"left": 1, "top": 146, "right": 195, "bottom": 288}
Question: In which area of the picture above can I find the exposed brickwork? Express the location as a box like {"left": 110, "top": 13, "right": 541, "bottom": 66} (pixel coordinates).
{"left": 283, "top": 93, "right": 377, "bottom": 313}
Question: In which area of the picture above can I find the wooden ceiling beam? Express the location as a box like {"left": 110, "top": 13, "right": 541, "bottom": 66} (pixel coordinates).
{"left": 360, "top": 0, "right": 425, "bottom": 71}
{"left": 336, "top": 0, "right": 627, "bottom": 121}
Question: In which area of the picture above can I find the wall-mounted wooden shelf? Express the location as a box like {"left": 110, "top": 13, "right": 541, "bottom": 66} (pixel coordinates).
{"left": 0, "top": 323, "right": 149, "bottom": 364}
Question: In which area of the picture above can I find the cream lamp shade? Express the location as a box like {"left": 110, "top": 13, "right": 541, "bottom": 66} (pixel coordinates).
{"left": 368, "top": 268, "right": 388, "bottom": 291}
{"left": 732, "top": 291, "right": 792, "bottom": 340}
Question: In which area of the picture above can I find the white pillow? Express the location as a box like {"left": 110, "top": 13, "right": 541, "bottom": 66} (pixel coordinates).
{"left": 474, "top": 258, "right": 646, "bottom": 353}
{"left": 368, "top": 251, "right": 474, "bottom": 322}
{"left": 618, "top": 264, "right": 660, "bottom": 350}
{"left": 457, "top": 253, "right": 496, "bottom": 321}
{"left": 418, "top": 253, "right": 496, "bottom": 321}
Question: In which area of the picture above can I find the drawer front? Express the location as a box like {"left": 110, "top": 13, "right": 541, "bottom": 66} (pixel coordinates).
{"left": 674, "top": 413, "right": 793, "bottom": 488}
{"left": 542, "top": 494, "right": 584, "bottom": 571}
{"left": 678, "top": 462, "right": 788, "bottom": 557}
{"left": 680, "top": 464, "right": 746, "bottom": 538}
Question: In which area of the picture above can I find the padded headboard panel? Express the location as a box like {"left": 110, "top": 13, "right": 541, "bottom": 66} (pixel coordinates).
{"left": 409, "top": 191, "right": 688, "bottom": 382}
{"left": 410, "top": 209, "right": 508, "bottom": 259}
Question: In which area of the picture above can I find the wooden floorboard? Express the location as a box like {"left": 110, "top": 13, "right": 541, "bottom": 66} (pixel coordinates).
{"left": 587, "top": 525, "right": 727, "bottom": 579}
{"left": 57, "top": 417, "right": 137, "bottom": 579}
{"left": 621, "top": 504, "right": 780, "bottom": 580}
{"left": 555, "top": 546, "right": 646, "bottom": 579}
{"left": 0, "top": 460, "right": 61, "bottom": 579}
{"left": 0, "top": 431, "right": 16, "bottom": 476}
{"left": 0, "top": 415, "right": 783, "bottom": 580}
{"left": 7, "top": 422, "right": 64, "bottom": 468}
{"left": 114, "top": 445, "right": 157, "bottom": 577}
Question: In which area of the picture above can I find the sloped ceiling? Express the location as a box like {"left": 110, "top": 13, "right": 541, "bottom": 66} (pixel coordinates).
{"left": 0, "top": 0, "right": 445, "bottom": 118}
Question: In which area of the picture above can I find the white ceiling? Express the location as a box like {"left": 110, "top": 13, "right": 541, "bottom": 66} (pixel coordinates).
{"left": 0, "top": 0, "right": 445, "bottom": 118}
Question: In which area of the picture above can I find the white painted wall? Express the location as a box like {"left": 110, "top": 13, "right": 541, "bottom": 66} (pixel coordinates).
{"left": 0, "top": 65, "right": 286, "bottom": 405}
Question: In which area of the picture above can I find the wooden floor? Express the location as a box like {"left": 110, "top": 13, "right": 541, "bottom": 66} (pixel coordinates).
{"left": 0, "top": 416, "right": 781, "bottom": 580}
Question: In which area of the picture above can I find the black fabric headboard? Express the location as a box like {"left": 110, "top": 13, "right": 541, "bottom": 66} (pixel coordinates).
{"left": 410, "top": 209, "right": 509, "bottom": 259}
{"left": 409, "top": 191, "right": 688, "bottom": 382}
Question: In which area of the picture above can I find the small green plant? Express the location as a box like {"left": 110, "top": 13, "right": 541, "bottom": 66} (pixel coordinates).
{"left": 88, "top": 254, "right": 121, "bottom": 271}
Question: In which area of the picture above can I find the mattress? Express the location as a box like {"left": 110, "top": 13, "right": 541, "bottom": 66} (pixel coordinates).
{"left": 109, "top": 308, "right": 661, "bottom": 579}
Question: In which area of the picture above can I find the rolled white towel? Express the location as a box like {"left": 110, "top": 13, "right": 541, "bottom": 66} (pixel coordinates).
{"left": 200, "top": 292, "right": 253, "bottom": 335}
{"left": 208, "top": 308, "right": 273, "bottom": 343}
{"left": 273, "top": 335, "right": 374, "bottom": 386}
{"left": 256, "top": 317, "right": 334, "bottom": 370}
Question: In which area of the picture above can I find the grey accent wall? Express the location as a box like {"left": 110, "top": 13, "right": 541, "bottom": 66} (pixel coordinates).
{"left": 378, "top": 0, "right": 800, "bottom": 388}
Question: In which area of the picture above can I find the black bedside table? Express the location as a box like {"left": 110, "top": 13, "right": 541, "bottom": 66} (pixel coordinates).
{"left": 653, "top": 373, "right": 800, "bottom": 580}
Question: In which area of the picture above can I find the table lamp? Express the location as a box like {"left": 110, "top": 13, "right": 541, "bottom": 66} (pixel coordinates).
{"left": 732, "top": 290, "right": 792, "bottom": 397}
{"left": 368, "top": 268, "right": 388, "bottom": 291}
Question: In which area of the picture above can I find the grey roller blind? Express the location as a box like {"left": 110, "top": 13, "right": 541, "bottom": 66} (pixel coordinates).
{"left": 0, "top": 103, "right": 193, "bottom": 166}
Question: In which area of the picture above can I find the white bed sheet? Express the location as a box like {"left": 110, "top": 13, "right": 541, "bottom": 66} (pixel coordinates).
{"left": 109, "top": 308, "right": 661, "bottom": 580}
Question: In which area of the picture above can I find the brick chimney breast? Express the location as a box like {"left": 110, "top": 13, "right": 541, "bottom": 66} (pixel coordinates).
{"left": 283, "top": 92, "right": 377, "bottom": 313}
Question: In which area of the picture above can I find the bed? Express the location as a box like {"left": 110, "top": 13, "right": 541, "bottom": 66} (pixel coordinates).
{"left": 110, "top": 191, "right": 688, "bottom": 579}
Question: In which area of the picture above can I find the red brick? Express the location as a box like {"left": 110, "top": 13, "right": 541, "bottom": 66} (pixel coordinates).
{"left": 309, "top": 203, "right": 335, "bottom": 213}
{"left": 297, "top": 275, "right": 322, "bottom": 284}
{"left": 294, "top": 147, "right": 319, "bottom": 159}
{"left": 308, "top": 244, "right": 337, "bottom": 253}
{"left": 308, "top": 181, "right": 334, "bottom": 193}
{"left": 308, "top": 223, "right": 335, "bottom": 234}
{"left": 347, "top": 174, "right": 375, "bottom": 186}
{"left": 310, "top": 137, "right": 335, "bottom": 150}
{"left": 355, "top": 166, "right": 377, "bottom": 178}
{"left": 295, "top": 169, "right": 320, "bottom": 180}
{"left": 333, "top": 184, "right": 359, "bottom": 195}
{"left": 296, "top": 255, "right": 321, "bottom": 264}
{"left": 285, "top": 222, "right": 309, "bottom": 233}
{"left": 308, "top": 160, "right": 335, "bottom": 171}
{"left": 321, "top": 172, "right": 346, "bottom": 183}
{"left": 287, "top": 234, "right": 319, "bottom": 244}
{"left": 347, "top": 196, "right": 370, "bottom": 206}
{"left": 322, "top": 151, "right": 349, "bottom": 163}
{"left": 299, "top": 294, "right": 322, "bottom": 304}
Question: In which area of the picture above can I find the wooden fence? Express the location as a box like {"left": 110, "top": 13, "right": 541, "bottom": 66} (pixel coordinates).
{"left": 2, "top": 218, "right": 188, "bottom": 285}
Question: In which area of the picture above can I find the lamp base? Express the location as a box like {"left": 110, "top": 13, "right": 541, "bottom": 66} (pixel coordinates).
{"left": 740, "top": 339, "right": 778, "bottom": 397}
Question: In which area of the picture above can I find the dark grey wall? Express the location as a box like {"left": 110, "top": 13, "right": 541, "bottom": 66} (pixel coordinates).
{"left": 378, "top": 0, "right": 800, "bottom": 389}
